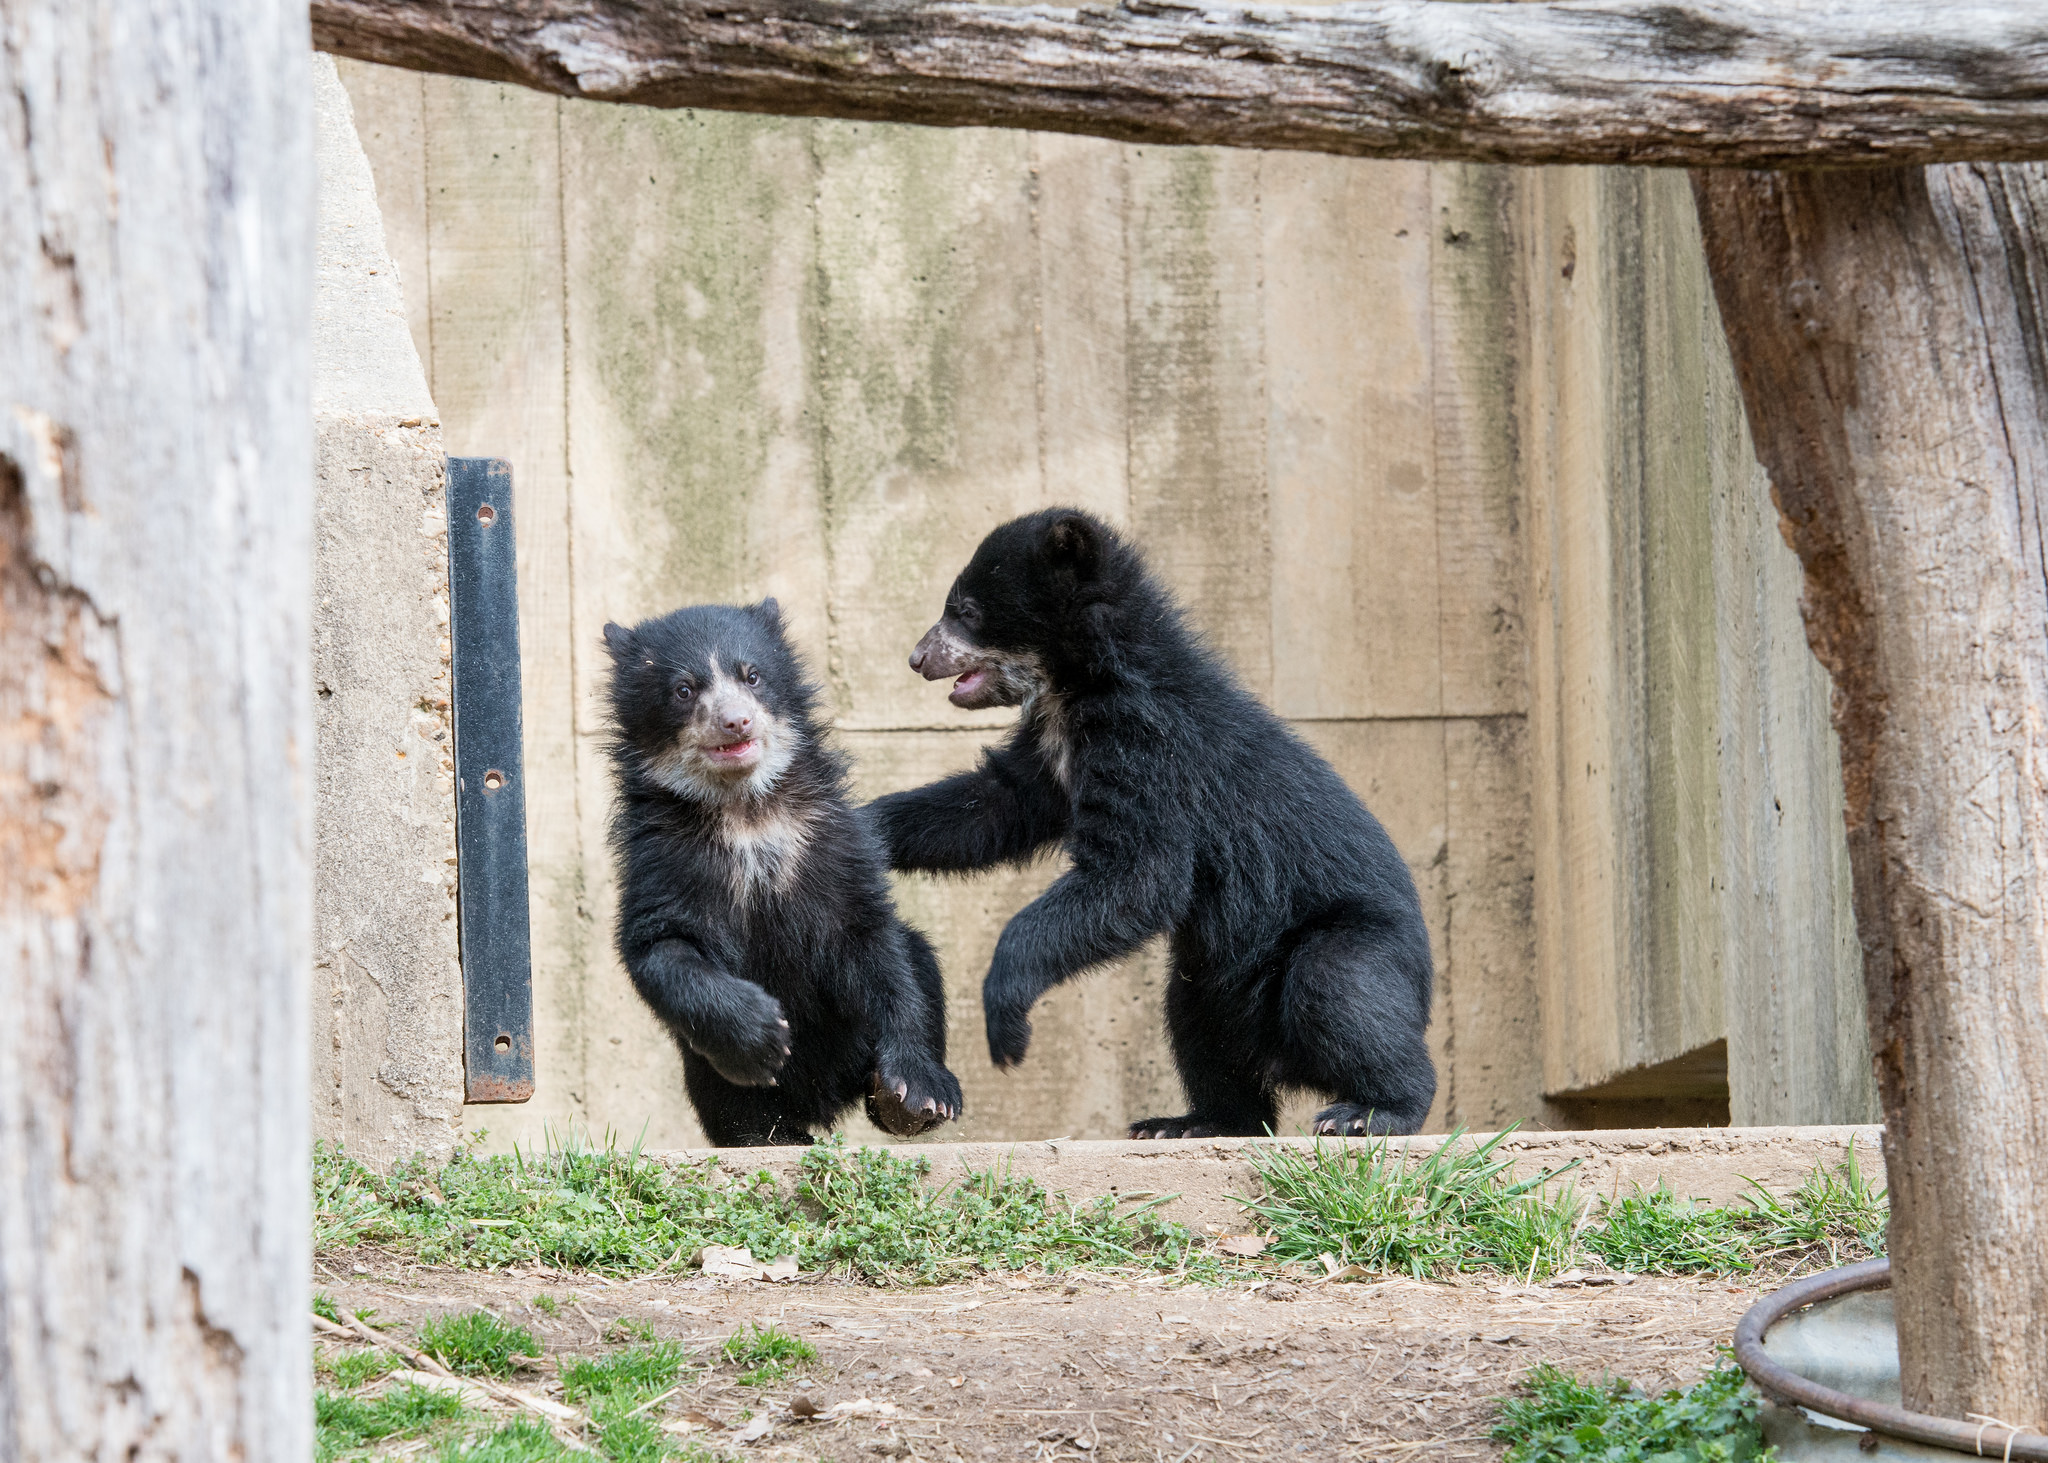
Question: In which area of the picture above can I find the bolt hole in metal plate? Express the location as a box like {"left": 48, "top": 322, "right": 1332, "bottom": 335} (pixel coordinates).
{"left": 447, "top": 457, "right": 534, "bottom": 1104}
{"left": 1736, "top": 1259, "right": 2048, "bottom": 1460}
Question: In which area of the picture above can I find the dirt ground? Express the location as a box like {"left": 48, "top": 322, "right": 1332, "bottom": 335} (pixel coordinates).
{"left": 319, "top": 1252, "right": 1761, "bottom": 1461}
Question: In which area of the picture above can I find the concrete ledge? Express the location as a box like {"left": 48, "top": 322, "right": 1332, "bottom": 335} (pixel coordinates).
{"left": 666, "top": 1125, "right": 1885, "bottom": 1233}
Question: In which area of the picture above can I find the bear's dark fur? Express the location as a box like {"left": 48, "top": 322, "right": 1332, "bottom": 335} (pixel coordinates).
{"left": 870, "top": 510, "right": 1436, "bottom": 1138}
{"left": 602, "top": 600, "right": 962, "bottom": 1146}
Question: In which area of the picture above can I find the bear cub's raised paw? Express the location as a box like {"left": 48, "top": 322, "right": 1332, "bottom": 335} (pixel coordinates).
{"left": 695, "top": 996, "right": 792, "bottom": 1088}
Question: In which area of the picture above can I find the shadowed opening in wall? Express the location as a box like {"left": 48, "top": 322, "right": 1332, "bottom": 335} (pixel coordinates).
{"left": 1549, "top": 1040, "right": 1731, "bottom": 1130}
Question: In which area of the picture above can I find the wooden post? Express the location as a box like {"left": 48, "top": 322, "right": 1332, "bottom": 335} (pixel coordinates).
{"left": 1693, "top": 166, "right": 2048, "bottom": 1422}
{"left": 0, "top": 3, "right": 312, "bottom": 1458}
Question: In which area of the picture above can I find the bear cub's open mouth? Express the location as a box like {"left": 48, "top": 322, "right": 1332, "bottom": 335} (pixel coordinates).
{"left": 705, "top": 736, "right": 758, "bottom": 763}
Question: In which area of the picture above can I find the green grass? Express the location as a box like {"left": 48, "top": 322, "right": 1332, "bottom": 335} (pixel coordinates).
{"left": 561, "top": 1342, "right": 691, "bottom": 1406}
{"left": 317, "top": 1125, "right": 1883, "bottom": 1289}
{"left": 562, "top": 1342, "right": 697, "bottom": 1461}
{"left": 1740, "top": 1142, "right": 1888, "bottom": 1266}
{"left": 801, "top": 1143, "right": 1217, "bottom": 1281}
{"left": 316, "top": 1325, "right": 706, "bottom": 1462}
{"left": 1493, "top": 1360, "right": 1776, "bottom": 1462}
{"left": 314, "top": 1291, "right": 345, "bottom": 1325}
{"left": 319, "top": 1346, "right": 705, "bottom": 1462}
{"left": 318, "top": 1347, "right": 399, "bottom": 1390}
{"left": 1584, "top": 1188, "right": 1756, "bottom": 1276}
{"left": 529, "top": 1295, "right": 560, "bottom": 1318}
{"left": 316, "top": 1130, "right": 1212, "bottom": 1282}
{"left": 432, "top": 1418, "right": 572, "bottom": 1462}
{"left": 721, "top": 1322, "right": 817, "bottom": 1385}
{"left": 317, "top": 1382, "right": 467, "bottom": 1460}
{"left": 1243, "top": 1127, "right": 1588, "bottom": 1279}
{"left": 1244, "top": 1129, "right": 1887, "bottom": 1281}
{"left": 418, "top": 1312, "right": 540, "bottom": 1377}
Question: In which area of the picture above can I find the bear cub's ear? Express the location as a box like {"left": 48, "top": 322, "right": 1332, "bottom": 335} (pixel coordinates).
{"left": 602, "top": 621, "right": 635, "bottom": 659}
{"left": 752, "top": 597, "right": 784, "bottom": 630}
{"left": 1045, "top": 511, "right": 1100, "bottom": 577}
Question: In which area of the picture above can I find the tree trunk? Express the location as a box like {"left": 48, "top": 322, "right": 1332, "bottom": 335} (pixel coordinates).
{"left": 312, "top": 0, "right": 2048, "bottom": 168}
{"left": 0, "top": 3, "right": 312, "bottom": 1459}
{"left": 1694, "top": 166, "right": 2048, "bottom": 1423}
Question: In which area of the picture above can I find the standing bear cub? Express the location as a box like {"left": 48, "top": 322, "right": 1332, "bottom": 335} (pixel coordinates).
{"left": 871, "top": 510, "right": 1436, "bottom": 1138}
{"left": 603, "top": 600, "right": 963, "bottom": 1146}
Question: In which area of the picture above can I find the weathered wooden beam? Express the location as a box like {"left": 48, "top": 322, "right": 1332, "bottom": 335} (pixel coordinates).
{"left": 1694, "top": 163, "right": 2048, "bottom": 1424}
{"left": 311, "top": 0, "right": 2048, "bottom": 167}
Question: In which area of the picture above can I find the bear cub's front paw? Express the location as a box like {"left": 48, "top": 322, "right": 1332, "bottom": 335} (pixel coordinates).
{"left": 983, "top": 998, "right": 1034, "bottom": 1070}
{"left": 694, "top": 987, "right": 792, "bottom": 1088}
{"left": 865, "top": 1058, "right": 964, "bottom": 1138}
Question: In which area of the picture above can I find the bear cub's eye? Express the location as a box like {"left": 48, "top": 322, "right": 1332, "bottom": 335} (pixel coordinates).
{"left": 742, "top": 665, "right": 761, "bottom": 687}
{"left": 673, "top": 682, "right": 694, "bottom": 703}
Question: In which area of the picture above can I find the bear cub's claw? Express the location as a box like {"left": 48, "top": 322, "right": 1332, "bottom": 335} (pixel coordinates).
{"left": 1311, "top": 1102, "right": 1392, "bottom": 1137}
{"left": 866, "top": 1061, "right": 964, "bottom": 1138}
{"left": 1127, "top": 1115, "right": 1228, "bottom": 1140}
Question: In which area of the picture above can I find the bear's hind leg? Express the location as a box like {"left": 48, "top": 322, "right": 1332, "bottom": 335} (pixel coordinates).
{"left": 1278, "top": 916, "right": 1436, "bottom": 1138}
{"left": 1129, "top": 968, "right": 1279, "bottom": 1140}
{"left": 682, "top": 1048, "right": 815, "bottom": 1147}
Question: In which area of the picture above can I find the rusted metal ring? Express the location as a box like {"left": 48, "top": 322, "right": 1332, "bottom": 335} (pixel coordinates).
{"left": 1732, "top": 1258, "right": 2048, "bottom": 1460}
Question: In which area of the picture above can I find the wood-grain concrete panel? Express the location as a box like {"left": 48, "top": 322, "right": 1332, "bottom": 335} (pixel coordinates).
{"left": 811, "top": 123, "right": 1045, "bottom": 732}
{"left": 1430, "top": 163, "right": 1530, "bottom": 719}
{"left": 1635, "top": 169, "right": 1727, "bottom": 1065}
{"left": 1701, "top": 313, "right": 1874, "bottom": 1127}
{"left": 335, "top": 75, "right": 1869, "bottom": 1148}
{"left": 1517, "top": 166, "right": 1866, "bottom": 1115}
{"left": 1521, "top": 168, "right": 1635, "bottom": 1097}
{"left": 1126, "top": 147, "right": 1274, "bottom": 700}
{"left": 1032, "top": 132, "right": 1133, "bottom": 528}
{"left": 1441, "top": 714, "right": 1558, "bottom": 1131}
{"left": 1264, "top": 157, "right": 1440, "bottom": 721}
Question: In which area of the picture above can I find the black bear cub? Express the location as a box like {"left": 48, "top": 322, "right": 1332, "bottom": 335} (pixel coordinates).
{"left": 871, "top": 509, "right": 1437, "bottom": 1138}
{"left": 603, "top": 600, "right": 963, "bottom": 1146}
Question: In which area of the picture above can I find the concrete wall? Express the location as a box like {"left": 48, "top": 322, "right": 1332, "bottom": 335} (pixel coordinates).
{"left": 310, "top": 58, "right": 464, "bottom": 1164}
{"left": 330, "top": 64, "right": 1874, "bottom": 1152}
{"left": 1513, "top": 170, "right": 1874, "bottom": 1127}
